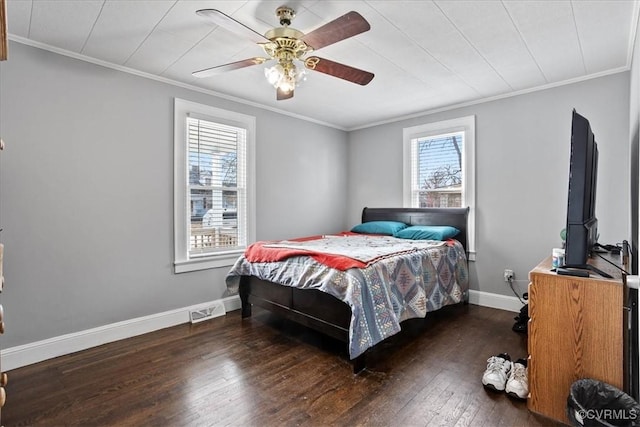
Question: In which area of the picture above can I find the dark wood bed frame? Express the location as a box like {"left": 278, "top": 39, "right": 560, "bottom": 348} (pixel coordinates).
{"left": 239, "top": 207, "right": 470, "bottom": 373}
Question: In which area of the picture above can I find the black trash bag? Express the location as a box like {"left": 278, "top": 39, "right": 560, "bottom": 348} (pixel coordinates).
{"left": 567, "top": 379, "right": 640, "bottom": 427}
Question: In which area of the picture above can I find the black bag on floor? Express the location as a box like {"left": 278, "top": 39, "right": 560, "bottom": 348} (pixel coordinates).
{"left": 512, "top": 303, "right": 528, "bottom": 333}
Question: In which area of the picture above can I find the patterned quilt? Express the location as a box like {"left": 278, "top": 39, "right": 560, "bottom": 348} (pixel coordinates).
{"left": 226, "top": 236, "right": 469, "bottom": 359}
{"left": 264, "top": 234, "right": 447, "bottom": 263}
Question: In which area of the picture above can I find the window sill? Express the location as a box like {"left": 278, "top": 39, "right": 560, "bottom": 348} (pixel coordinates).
{"left": 174, "top": 251, "right": 242, "bottom": 273}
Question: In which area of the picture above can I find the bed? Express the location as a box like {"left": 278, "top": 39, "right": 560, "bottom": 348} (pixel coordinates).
{"left": 225, "top": 207, "right": 470, "bottom": 373}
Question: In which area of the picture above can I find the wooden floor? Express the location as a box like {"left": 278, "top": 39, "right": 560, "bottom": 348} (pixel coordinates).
{"left": 3, "top": 304, "right": 564, "bottom": 426}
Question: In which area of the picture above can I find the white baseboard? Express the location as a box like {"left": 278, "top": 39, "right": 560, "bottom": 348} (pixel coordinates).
{"left": 2, "top": 291, "right": 522, "bottom": 371}
{"left": 468, "top": 290, "right": 524, "bottom": 313}
{"left": 1, "top": 295, "right": 241, "bottom": 371}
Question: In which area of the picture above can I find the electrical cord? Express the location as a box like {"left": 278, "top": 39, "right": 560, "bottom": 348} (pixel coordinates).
{"left": 594, "top": 250, "right": 630, "bottom": 275}
{"left": 508, "top": 276, "right": 527, "bottom": 304}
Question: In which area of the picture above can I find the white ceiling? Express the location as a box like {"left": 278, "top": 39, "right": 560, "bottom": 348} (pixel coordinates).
{"left": 5, "top": 0, "right": 639, "bottom": 130}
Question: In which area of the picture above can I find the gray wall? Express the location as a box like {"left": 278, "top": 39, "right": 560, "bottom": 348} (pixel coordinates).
{"left": 347, "top": 73, "right": 631, "bottom": 297}
{"left": 0, "top": 42, "right": 348, "bottom": 347}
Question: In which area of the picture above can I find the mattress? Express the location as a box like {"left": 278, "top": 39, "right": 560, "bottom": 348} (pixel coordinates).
{"left": 226, "top": 234, "right": 469, "bottom": 358}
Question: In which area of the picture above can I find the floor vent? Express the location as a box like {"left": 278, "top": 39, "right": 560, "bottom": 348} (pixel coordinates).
{"left": 189, "top": 302, "right": 226, "bottom": 324}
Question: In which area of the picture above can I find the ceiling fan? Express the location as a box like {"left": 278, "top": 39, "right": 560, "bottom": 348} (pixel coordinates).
{"left": 193, "top": 6, "right": 375, "bottom": 100}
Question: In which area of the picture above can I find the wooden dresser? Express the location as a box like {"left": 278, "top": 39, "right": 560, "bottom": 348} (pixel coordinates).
{"left": 0, "top": 140, "right": 5, "bottom": 418}
{"left": 0, "top": 243, "right": 4, "bottom": 419}
{"left": 528, "top": 256, "right": 625, "bottom": 424}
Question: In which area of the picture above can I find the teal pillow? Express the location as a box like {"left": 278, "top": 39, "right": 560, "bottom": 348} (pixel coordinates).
{"left": 351, "top": 221, "right": 408, "bottom": 235}
{"left": 394, "top": 225, "right": 460, "bottom": 241}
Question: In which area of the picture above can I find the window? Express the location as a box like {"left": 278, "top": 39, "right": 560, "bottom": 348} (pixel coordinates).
{"left": 174, "top": 99, "right": 255, "bottom": 272}
{"left": 403, "top": 116, "right": 475, "bottom": 259}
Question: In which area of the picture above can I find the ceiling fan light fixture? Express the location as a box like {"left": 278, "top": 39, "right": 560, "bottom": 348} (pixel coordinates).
{"left": 294, "top": 68, "right": 307, "bottom": 84}
{"left": 264, "top": 61, "right": 306, "bottom": 93}
{"left": 278, "top": 75, "right": 296, "bottom": 94}
{"left": 264, "top": 63, "right": 284, "bottom": 86}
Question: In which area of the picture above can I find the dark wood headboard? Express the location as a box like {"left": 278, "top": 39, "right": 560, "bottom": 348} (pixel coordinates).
{"left": 361, "top": 207, "right": 470, "bottom": 253}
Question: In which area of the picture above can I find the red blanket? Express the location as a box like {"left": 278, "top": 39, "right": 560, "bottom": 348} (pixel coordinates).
{"left": 244, "top": 232, "right": 368, "bottom": 270}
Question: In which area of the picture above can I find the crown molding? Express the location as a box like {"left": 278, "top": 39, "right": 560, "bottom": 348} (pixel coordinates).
{"left": 7, "top": 35, "right": 347, "bottom": 131}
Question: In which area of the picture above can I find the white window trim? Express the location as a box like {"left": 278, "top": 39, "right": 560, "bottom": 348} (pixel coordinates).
{"left": 173, "top": 98, "right": 256, "bottom": 273}
{"left": 402, "top": 115, "right": 476, "bottom": 260}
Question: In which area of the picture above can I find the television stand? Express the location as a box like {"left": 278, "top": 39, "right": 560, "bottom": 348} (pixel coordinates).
{"left": 559, "top": 263, "right": 613, "bottom": 279}
{"left": 528, "top": 256, "right": 624, "bottom": 424}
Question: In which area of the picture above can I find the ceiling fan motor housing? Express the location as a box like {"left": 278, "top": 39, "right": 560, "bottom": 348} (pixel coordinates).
{"left": 263, "top": 26, "right": 310, "bottom": 62}
{"left": 275, "top": 6, "right": 295, "bottom": 26}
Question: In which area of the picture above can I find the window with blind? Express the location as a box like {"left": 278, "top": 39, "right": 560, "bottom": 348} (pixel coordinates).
{"left": 188, "top": 117, "right": 245, "bottom": 256}
{"left": 403, "top": 116, "right": 476, "bottom": 259}
{"left": 410, "top": 131, "right": 464, "bottom": 208}
{"left": 174, "top": 99, "right": 255, "bottom": 273}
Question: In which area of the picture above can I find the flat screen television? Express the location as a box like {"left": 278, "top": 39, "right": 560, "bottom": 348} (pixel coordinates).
{"left": 562, "top": 109, "right": 611, "bottom": 278}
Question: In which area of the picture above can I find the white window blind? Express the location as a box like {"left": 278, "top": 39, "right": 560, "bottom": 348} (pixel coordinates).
{"left": 187, "top": 117, "right": 246, "bottom": 257}
{"left": 410, "top": 131, "right": 464, "bottom": 209}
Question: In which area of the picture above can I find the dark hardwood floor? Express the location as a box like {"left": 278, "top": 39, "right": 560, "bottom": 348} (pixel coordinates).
{"left": 3, "top": 304, "right": 563, "bottom": 426}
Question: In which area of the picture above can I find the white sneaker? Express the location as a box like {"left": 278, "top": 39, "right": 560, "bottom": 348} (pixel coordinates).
{"left": 482, "top": 353, "right": 512, "bottom": 391}
{"left": 505, "top": 358, "right": 529, "bottom": 399}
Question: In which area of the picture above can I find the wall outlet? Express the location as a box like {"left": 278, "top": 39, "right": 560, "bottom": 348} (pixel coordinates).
{"left": 189, "top": 302, "right": 226, "bottom": 324}
{"left": 504, "top": 269, "right": 515, "bottom": 282}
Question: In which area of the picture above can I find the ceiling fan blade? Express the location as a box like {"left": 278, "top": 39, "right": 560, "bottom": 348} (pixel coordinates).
{"left": 196, "top": 9, "right": 270, "bottom": 44}
{"left": 277, "top": 88, "right": 294, "bottom": 100}
{"left": 304, "top": 57, "right": 374, "bottom": 86}
{"left": 301, "top": 11, "right": 370, "bottom": 51}
{"left": 193, "top": 57, "right": 268, "bottom": 78}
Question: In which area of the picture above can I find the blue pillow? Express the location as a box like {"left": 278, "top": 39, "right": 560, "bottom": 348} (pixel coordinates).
{"left": 394, "top": 225, "right": 460, "bottom": 241}
{"left": 351, "top": 221, "right": 408, "bottom": 235}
